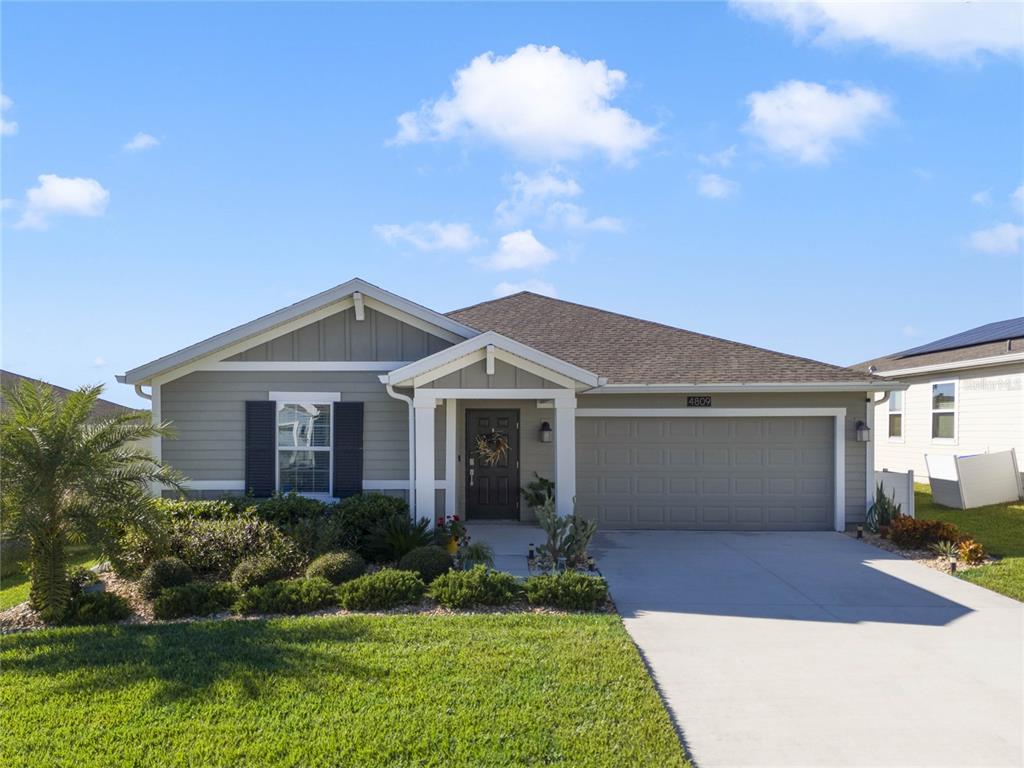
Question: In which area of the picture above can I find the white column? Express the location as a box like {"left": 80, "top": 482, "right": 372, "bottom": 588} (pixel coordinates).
{"left": 414, "top": 398, "right": 437, "bottom": 526}
{"left": 150, "top": 383, "right": 162, "bottom": 497}
{"left": 554, "top": 397, "right": 577, "bottom": 517}
{"left": 834, "top": 413, "right": 847, "bottom": 532}
{"left": 865, "top": 392, "right": 875, "bottom": 513}
{"left": 445, "top": 398, "right": 457, "bottom": 518}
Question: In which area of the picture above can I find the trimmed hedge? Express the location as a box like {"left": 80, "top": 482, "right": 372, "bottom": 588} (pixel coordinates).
{"left": 524, "top": 572, "right": 608, "bottom": 611}
{"left": 235, "top": 578, "right": 337, "bottom": 615}
{"left": 306, "top": 551, "right": 366, "bottom": 585}
{"left": 165, "top": 515, "right": 301, "bottom": 577}
{"left": 232, "top": 556, "right": 289, "bottom": 591}
{"left": 428, "top": 566, "right": 521, "bottom": 609}
{"left": 153, "top": 582, "right": 239, "bottom": 620}
{"left": 889, "top": 517, "right": 964, "bottom": 550}
{"left": 398, "top": 546, "right": 453, "bottom": 584}
{"left": 66, "top": 592, "right": 131, "bottom": 625}
{"left": 334, "top": 494, "right": 410, "bottom": 557}
{"left": 336, "top": 569, "right": 426, "bottom": 611}
{"left": 139, "top": 557, "right": 194, "bottom": 599}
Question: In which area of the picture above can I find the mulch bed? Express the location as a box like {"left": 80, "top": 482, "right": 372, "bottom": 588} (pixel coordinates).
{"left": 845, "top": 528, "right": 995, "bottom": 575}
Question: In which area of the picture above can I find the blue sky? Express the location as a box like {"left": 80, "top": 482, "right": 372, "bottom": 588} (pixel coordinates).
{"left": 2, "top": 2, "right": 1022, "bottom": 407}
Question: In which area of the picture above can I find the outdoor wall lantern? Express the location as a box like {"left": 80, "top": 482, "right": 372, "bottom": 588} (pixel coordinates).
{"left": 855, "top": 420, "right": 871, "bottom": 443}
{"left": 539, "top": 421, "right": 552, "bottom": 443}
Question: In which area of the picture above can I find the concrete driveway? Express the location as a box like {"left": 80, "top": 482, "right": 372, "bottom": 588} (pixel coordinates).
{"left": 594, "top": 531, "right": 1024, "bottom": 768}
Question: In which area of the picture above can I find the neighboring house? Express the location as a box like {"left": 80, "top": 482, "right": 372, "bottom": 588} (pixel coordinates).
{"left": 858, "top": 318, "right": 1024, "bottom": 483}
{"left": 118, "top": 279, "right": 901, "bottom": 532}
{"left": 0, "top": 370, "right": 142, "bottom": 421}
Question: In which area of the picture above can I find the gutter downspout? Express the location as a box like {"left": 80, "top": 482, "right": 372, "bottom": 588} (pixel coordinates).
{"left": 385, "top": 382, "right": 416, "bottom": 517}
{"left": 134, "top": 384, "right": 153, "bottom": 401}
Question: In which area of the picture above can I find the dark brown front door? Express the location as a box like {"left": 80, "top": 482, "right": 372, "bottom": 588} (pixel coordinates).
{"left": 465, "top": 409, "right": 520, "bottom": 520}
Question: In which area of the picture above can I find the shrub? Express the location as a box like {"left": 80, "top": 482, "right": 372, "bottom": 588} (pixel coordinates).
{"left": 151, "top": 497, "right": 251, "bottom": 520}
{"left": 458, "top": 541, "right": 494, "bottom": 570}
{"left": 66, "top": 591, "right": 131, "bottom": 625}
{"left": 278, "top": 513, "right": 349, "bottom": 558}
{"left": 139, "top": 556, "right": 194, "bottom": 599}
{"left": 68, "top": 566, "right": 99, "bottom": 596}
{"left": 337, "top": 569, "right": 425, "bottom": 611}
{"left": 165, "top": 515, "right": 301, "bottom": 577}
{"left": 306, "top": 551, "right": 366, "bottom": 585}
{"left": 398, "top": 546, "right": 453, "bottom": 583}
{"left": 958, "top": 539, "right": 986, "bottom": 565}
{"left": 254, "top": 492, "right": 329, "bottom": 526}
{"left": 235, "top": 578, "right": 336, "bottom": 615}
{"left": 524, "top": 572, "right": 608, "bottom": 611}
{"left": 889, "top": 517, "right": 963, "bottom": 550}
{"left": 153, "top": 581, "right": 239, "bottom": 620}
{"left": 232, "top": 555, "right": 289, "bottom": 591}
{"left": 335, "top": 493, "right": 409, "bottom": 555}
{"left": 428, "top": 566, "right": 521, "bottom": 609}
{"left": 111, "top": 527, "right": 168, "bottom": 578}
{"left": 367, "top": 515, "right": 433, "bottom": 562}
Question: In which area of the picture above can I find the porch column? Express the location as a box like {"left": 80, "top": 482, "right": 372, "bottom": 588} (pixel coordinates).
{"left": 554, "top": 395, "right": 577, "bottom": 517}
{"left": 414, "top": 397, "right": 437, "bottom": 526}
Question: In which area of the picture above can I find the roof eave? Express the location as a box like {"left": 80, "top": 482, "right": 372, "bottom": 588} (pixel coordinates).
{"left": 587, "top": 381, "right": 907, "bottom": 394}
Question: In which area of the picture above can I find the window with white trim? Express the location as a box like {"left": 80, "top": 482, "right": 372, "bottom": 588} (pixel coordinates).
{"left": 888, "top": 390, "right": 904, "bottom": 440}
{"left": 931, "top": 381, "right": 956, "bottom": 441}
{"left": 277, "top": 401, "right": 332, "bottom": 494}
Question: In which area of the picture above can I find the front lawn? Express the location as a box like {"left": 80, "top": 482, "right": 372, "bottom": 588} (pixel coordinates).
{"left": 914, "top": 483, "right": 1024, "bottom": 601}
{"left": 0, "top": 613, "right": 689, "bottom": 768}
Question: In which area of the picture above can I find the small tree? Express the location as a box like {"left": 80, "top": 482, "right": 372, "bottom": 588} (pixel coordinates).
{"left": 0, "top": 381, "right": 182, "bottom": 622}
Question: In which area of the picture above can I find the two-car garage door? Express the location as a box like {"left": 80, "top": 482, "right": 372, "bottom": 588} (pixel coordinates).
{"left": 576, "top": 416, "right": 835, "bottom": 530}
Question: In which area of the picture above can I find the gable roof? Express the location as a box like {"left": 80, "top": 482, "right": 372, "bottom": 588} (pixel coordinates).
{"left": 121, "top": 278, "right": 479, "bottom": 385}
{"left": 857, "top": 317, "right": 1024, "bottom": 375}
{"left": 1, "top": 370, "right": 143, "bottom": 420}
{"left": 447, "top": 292, "right": 884, "bottom": 387}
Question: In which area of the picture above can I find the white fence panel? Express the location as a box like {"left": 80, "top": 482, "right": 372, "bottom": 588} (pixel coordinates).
{"left": 875, "top": 469, "right": 915, "bottom": 519}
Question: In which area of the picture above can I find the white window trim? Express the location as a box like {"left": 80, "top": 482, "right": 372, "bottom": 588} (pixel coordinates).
{"left": 930, "top": 379, "right": 958, "bottom": 445}
{"left": 270, "top": 391, "right": 341, "bottom": 500}
{"left": 887, "top": 390, "right": 905, "bottom": 443}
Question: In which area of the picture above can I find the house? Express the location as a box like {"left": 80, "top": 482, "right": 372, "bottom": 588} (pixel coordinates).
{"left": 858, "top": 318, "right": 1024, "bottom": 484}
{"left": 0, "top": 370, "right": 142, "bottom": 421}
{"left": 118, "top": 278, "right": 901, "bottom": 532}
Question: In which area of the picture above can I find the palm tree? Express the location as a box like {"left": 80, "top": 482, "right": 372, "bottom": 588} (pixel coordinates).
{"left": 0, "top": 381, "right": 182, "bottom": 622}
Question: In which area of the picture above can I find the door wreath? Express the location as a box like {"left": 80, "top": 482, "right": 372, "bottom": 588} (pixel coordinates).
{"left": 474, "top": 432, "right": 510, "bottom": 466}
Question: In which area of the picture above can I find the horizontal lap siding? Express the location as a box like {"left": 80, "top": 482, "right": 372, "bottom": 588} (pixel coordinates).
{"left": 161, "top": 371, "right": 407, "bottom": 482}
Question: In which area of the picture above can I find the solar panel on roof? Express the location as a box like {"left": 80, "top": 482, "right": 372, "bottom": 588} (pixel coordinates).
{"left": 896, "top": 317, "right": 1024, "bottom": 358}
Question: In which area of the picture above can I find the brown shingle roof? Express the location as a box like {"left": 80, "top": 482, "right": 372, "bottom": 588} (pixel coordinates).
{"left": 447, "top": 292, "right": 879, "bottom": 386}
{"left": 0, "top": 370, "right": 144, "bottom": 420}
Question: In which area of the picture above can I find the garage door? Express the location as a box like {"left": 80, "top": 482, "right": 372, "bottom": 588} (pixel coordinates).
{"left": 576, "top": 416, "right": 834, "bottom": 530}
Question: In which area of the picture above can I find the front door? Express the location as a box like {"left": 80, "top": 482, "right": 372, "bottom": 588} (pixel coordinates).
{"left": 465, "top": 409, "right": 520, "bottom": 520}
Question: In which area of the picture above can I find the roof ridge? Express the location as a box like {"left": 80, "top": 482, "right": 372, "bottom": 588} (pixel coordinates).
{"left": 449, "top": 292, "right": 871, "bottom": 379}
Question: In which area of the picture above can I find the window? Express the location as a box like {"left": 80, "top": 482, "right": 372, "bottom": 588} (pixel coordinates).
{"left": 931, "top": 381, "right": 956, "bottom": 441}
{"left": 273, "top": 396, "right": 335, "bottom": 495}
{"left": 888, "top": 390, "right": 904, "bottom": 440}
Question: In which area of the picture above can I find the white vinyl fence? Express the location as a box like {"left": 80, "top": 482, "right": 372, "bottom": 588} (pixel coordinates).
{"left": 926, "top": 449, "right": 1023, "bottom": 509}
{"left": 875, "top": 469, "right": 916, "bottom": 519}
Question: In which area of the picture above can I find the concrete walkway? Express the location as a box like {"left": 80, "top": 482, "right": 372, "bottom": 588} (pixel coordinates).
{"left": 594, "top": 530, "right": 1024, "bottom": 768}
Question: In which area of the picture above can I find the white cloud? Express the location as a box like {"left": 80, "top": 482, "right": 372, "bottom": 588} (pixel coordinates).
{"left": 494, "top": 279, "right": 557, "bottom": 298}
{"left": 374, "top": 221, "right": 481, "bottom": 252}
{"left": 483, "top": 230, "right": 556, "bottom": 270}
{"left": 733, "top": 1, "right": 1023, "bottom": 60}
{"left": 697, "top": 173, "right": 739, "bottom": 200}
{"left": 698, "top": 145, "right": 737, "bottom": 168}
{"left": 545, "top": 201, "right": 624, "bottom": 232}
{"left": 16, "top": 174, "right": 110, "bottom": 230}
{"left": 92, "top": 356, "right": 107, "bottom": 368}
{"left": 971, "top": 189, "right": 992, "bottom": 206}
{"left": 391, "top": 44, "right": 657, "bottom": 164}
{"left": 968, "top": 223, "right": 1024, "bottom": 255}
{"left": 744, "top": 80, "right": 890, "bottom": 165}
{"left": 495, "top": 170, "right": 582, "bottom": 227}
{"left": 1013, "top": 185, "right": 1024, "bottom": 213}
{"left": 1, "top": 88, "right": 17, "bottom": 136}
{"left": 123, "top": 132, "right": 159, "bottom": 152}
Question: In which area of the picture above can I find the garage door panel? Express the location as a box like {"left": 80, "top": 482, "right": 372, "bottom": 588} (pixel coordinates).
{"left": 576, "top": 416, "right": 833, "bottom": 530}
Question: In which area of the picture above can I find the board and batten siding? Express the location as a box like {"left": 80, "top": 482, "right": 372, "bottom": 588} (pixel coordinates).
{"left": 420, "top": 359, "right": 563, "bottom": 389}
{"left": 577, "top": 391, "right": 869, "bottom": 525}
{"left": 225, "top": 306, "right": 451, "bottom": 362}
{"left": 161, "top": 371, "right": 408, "bottom": 485}
{"left": 873, "top": 362, "right": 1024, "bottom": 481}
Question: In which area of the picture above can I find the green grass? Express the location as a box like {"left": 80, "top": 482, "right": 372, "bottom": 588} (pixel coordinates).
{"left": 914, "top": 483, "right": 1024, "bottom": 601}
{"left": 0, "top": 545, "right": 100, "bottom": 611}
{"left": 0, "top": 614, "right": 689, "bottom": 768}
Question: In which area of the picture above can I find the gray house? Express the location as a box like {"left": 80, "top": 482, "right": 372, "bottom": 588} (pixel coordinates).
{"left": 119, "top": 279, "right": 901, "bottom": 531}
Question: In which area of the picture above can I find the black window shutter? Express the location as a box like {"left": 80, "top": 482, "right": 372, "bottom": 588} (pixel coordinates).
{"left": 334, "top": 401, "right": 363, "bottom": 499}
{"left": 245, "top": 401, "right": 276, "bottom": 498}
